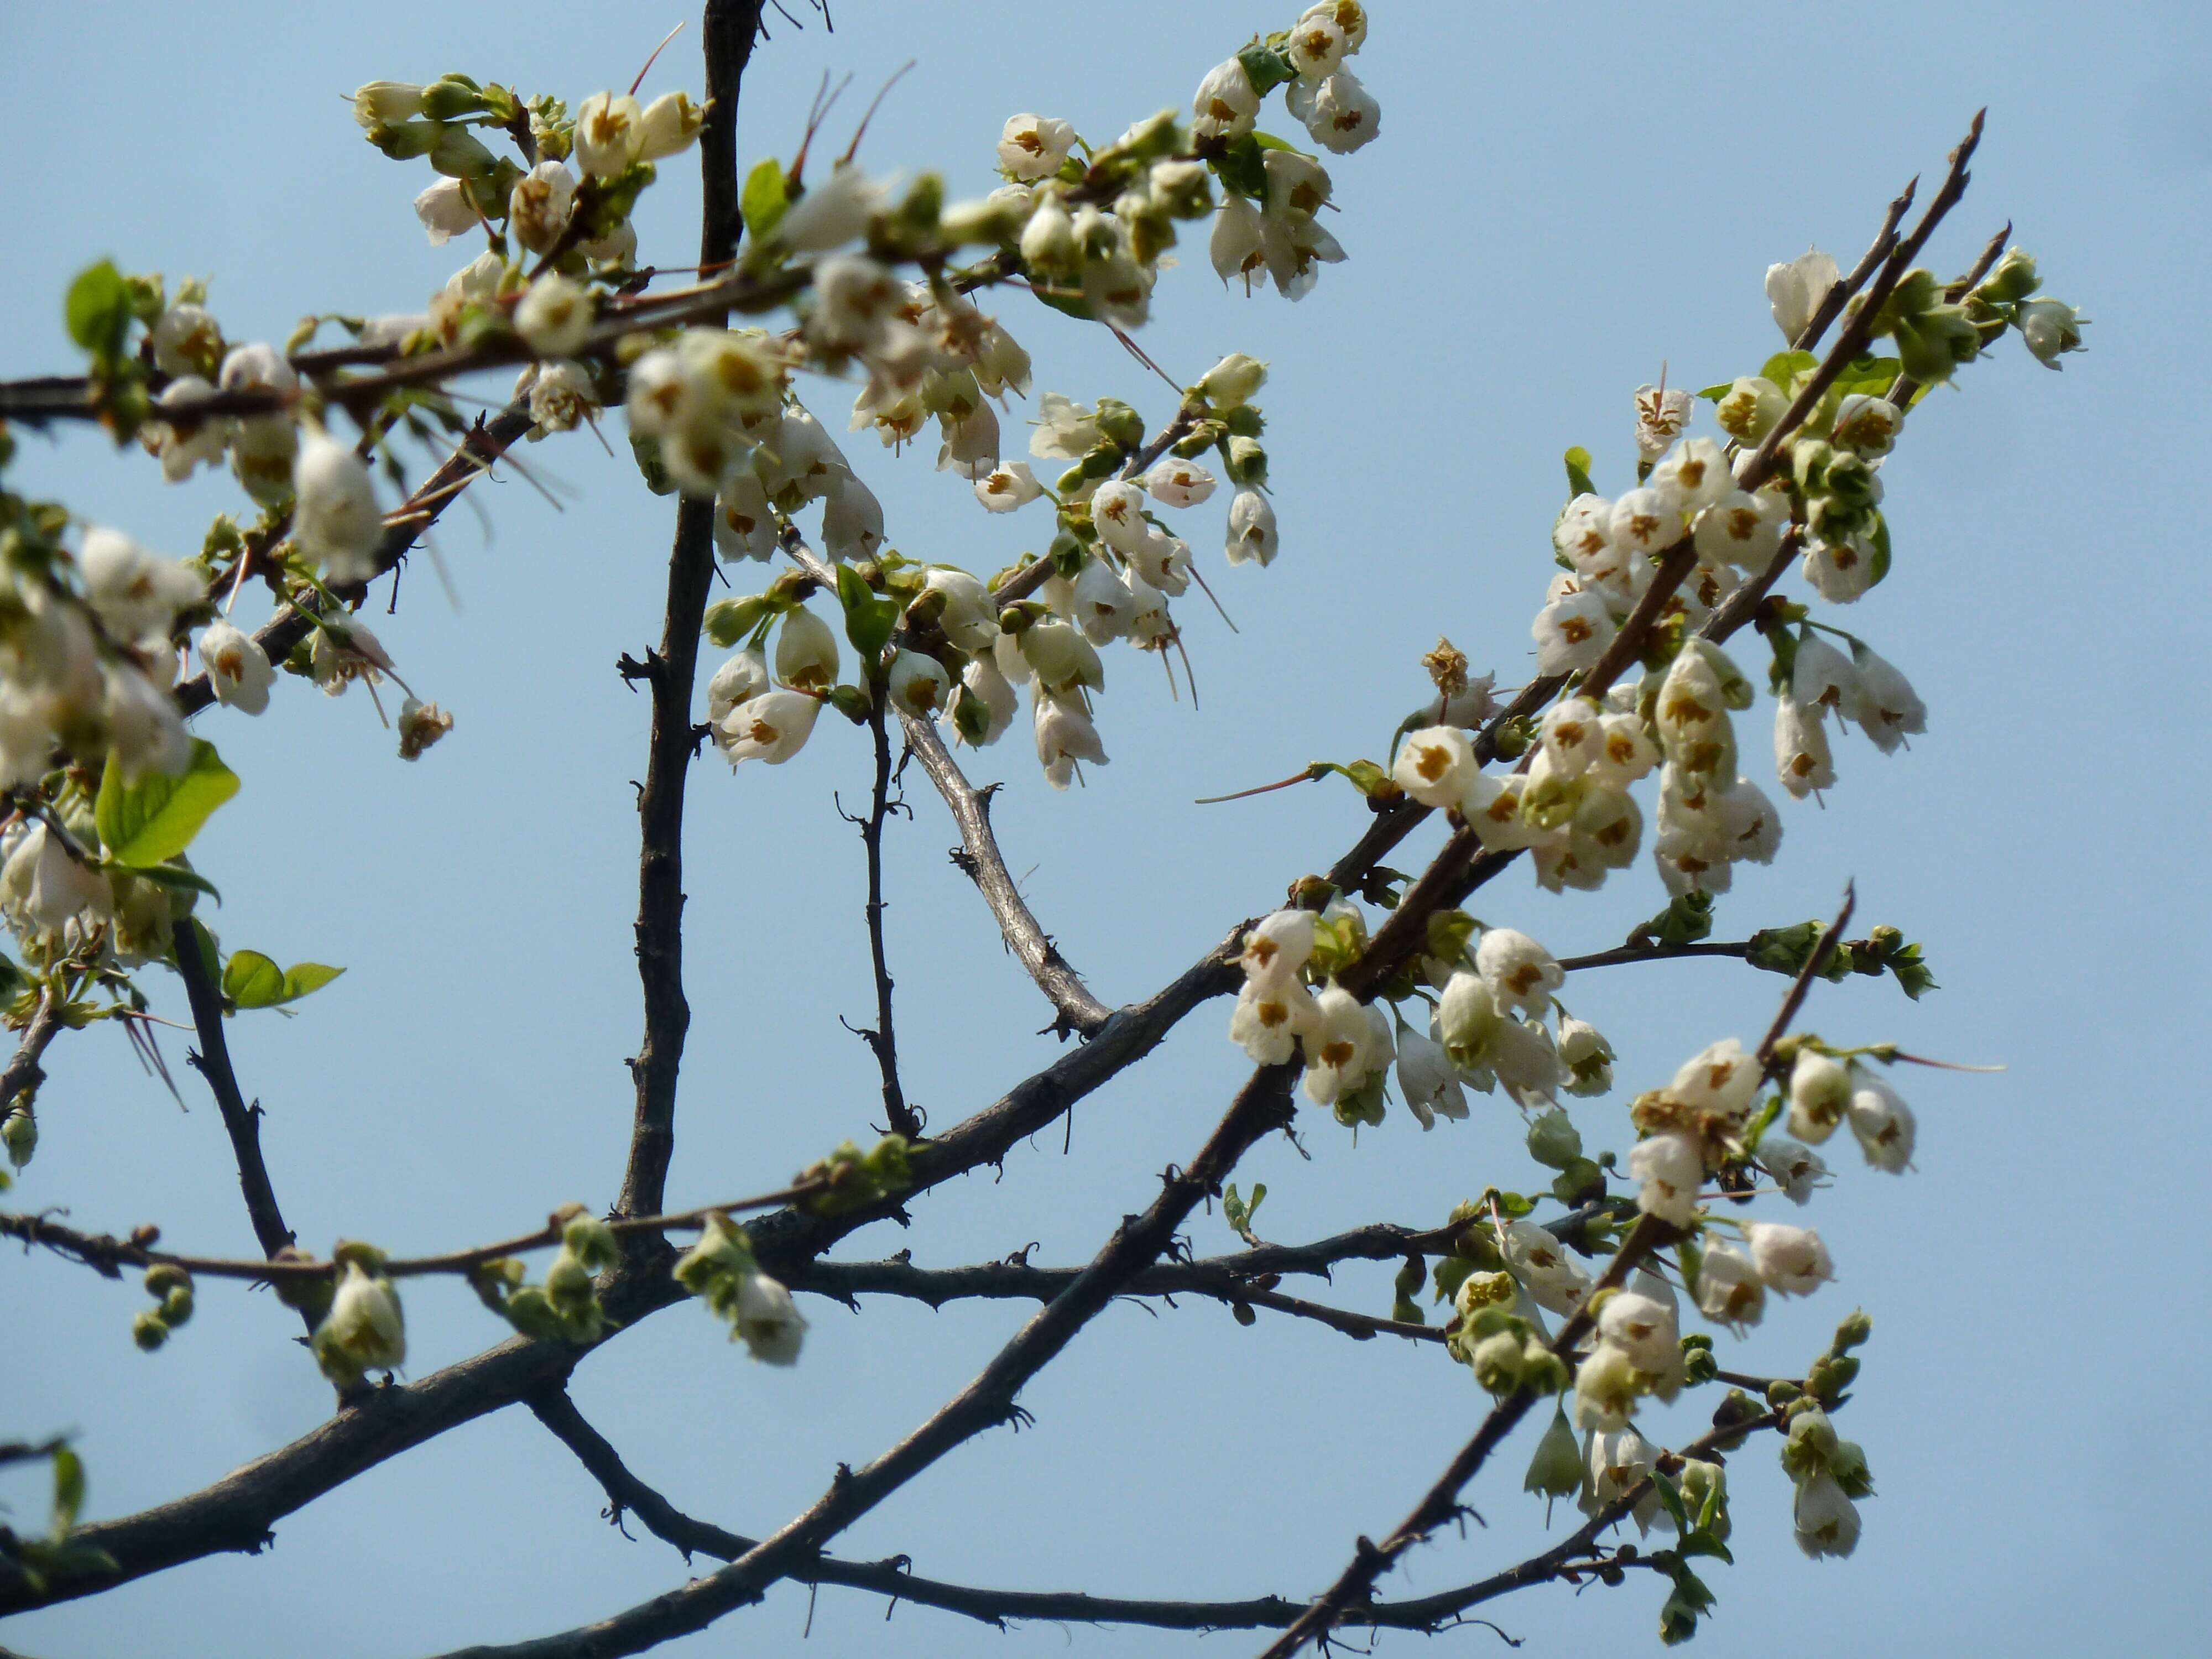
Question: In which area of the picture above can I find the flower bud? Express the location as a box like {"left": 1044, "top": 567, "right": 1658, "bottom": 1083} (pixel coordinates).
{"left": 2, "top": 1105, "right": 35, "bottom": 1170}
{"left": 1526, "top": 1108, "right": 1581, "bottom": 1170}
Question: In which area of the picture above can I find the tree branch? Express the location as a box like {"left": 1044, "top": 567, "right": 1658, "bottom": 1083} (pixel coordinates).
{"left": 615, "top": 0, "right": 765, "bottom": 1224}
{"left": 852, "top": 692, "right": 922, "bottom": 1136}
{"left": 170, "top": 921, "right": 296, "bottom": 1266}
{"left": 0, "top": 992, "right": 64, "bottom": 1110}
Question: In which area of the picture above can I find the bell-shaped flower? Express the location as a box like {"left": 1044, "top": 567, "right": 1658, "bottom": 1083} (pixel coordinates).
{"left": 637, "top": 91, "right": 705, "bottom": 161}
{"left": 1538, "top": 696, "right": 1606, "bottom": 780}
{"left": 1435, "top": 971, "right": 1501, "bottom": 1072}
{"left": 1792, "top": 1472, "right": 1861, "bottom": 1558}
{"left": 778, "top": 163, "right": 884, "bottom": 254}
{"left": 1693, "top": 1239, "right": 1765, "bottom": 1331}
{"left": 1239, "top": 908, "right": 1317, "bottom": 987}
{"left": 1849, "top": 644, "right": 1926, "bottom": 754}
{"left": 886, "top": 650, "right": 950, "bottom": 718}
{"left": 821, "top": 472, "right": 886, "bottom": 564}
{"left": 720, "top": 690, "right": 821, "bottom": 766}
{"left": 1766, "top": 248, "right": 1840, "bottom": 344}
{"left": 1491, "top": 1015, "right": 1562, "bottom": 1108}
{"left": 1846, "top": 1071, "right": 1916, "bottom": 1172}
{"left": 312, "top": 1260, "right": 406, "bottom": 1384}
{"left": 1791, "top": 633, "right": 1859, "bottom": 724}
{"left": 1065, "top": 556, "right": 1135, "bottom": 645}
{"left": 922, "top": 568, "right": 1000, "bottom": 654}
{"left": 1532, "top": 586, "right": 1615, "bottom": 676}
{"left": 948, "top": 653, "right": 1019, "bottom": 748}
{"left": 292, "top": 434, "right": 384, "bottom": 585}
{"left": 515, "top": 274, "right": 593, "bottom": 357}
{"left": 1298, "top": 983, "right": 1381, "bottom": 1106}
{"left": 573, "top": 92, "right": 644, "bottom": 178}
{"left": 414, "top": 176, "right": 479, "bottom": 246}
{"left": 200, "top": 619, "right": 275, "bottom": 716}
{"left": 1648, "top": 438, "right": 1732, "bottom": 516}
{"left": 1395, "top": 1024, "right": 1468, "bottom": 1129}
{"left": 1760, "top": 1134, "right": 1830, "bottom": 1205}
{"left": 1585, "top": 1424, "right": 1660, "bottom": 1528}
{"left": 1787, "top": 1051, "right": 1851, "bottom": 1144}
{"left": 1558, "top": 1016, "right": 1615, "bottom": 1097}
{"left": 998, "top": 113, "right": 1076, "bottom": 181}
{"left": 1671, "top": 1037, "right": 1760, "bottom": 1118}
{"left": 713, "top": 470, "right": 778, "bottom": 562}
{"left": 774, "top": 608, "right": 841, "bottom": 692}
{"left": 1390, "top": 724, "right": 1475, "bottom": 809}
{"left": 80, "top": 527, "right": 201, "bottom": 646}
{"left": 1629, "top": 1131, "right": 1704, "bottom": 1226}
{"left": 1229, "top": 975, "right": 1319, "bottom": 1065}
{"left": 1287, "top": 69, "right": 1380, "bottom": 154}
{"left": 1609, "top": 487, "right": 1678, "bottom": 555}
{"left": 1774, "top": 691, "right": 1835, "bottom": 800}
{"left": 734, "top": 1271, "right": 807, "bottom": 1365}
{"left": 1501, "top": 1218, "right": 1590, "bottom": 1318}
{"left": 1034, "top": 690, "right": 1107, "bottom": 788}
{"left": 1144, "top": 456, "right": 1216, "bottom": 508}
{"left": 706, "top": 649, "right": 770, "bottom": 729}
{"left": 1800, "top": 535, "right": 1877, "bottom": 604}
{"left": 1191, "top": 58, "right": 1259, "bottom": 139}
{"left": 1028, "top": 392, "right": 1101, "bottom": 461}
{"left": 2017, "top": 298, "right": 2088, "bottom": 368}
{"left": 1019, "top": 618, "right": 1104, "bottom": 696}
{"left": 1224, "top": 488, "right": 1278, "bottom": 566}
{"left": 1598, "top": 1290, "right": 1679, "bottom": 1375}
{"left": 973, "top": 460, "right": 1044, "bottom": 513}
{"left": 1475, "top": 928, "right": 1562, "bottom": 1020}
{"left": 1632, "top": 384, "right": 1694, "bottom": 463}
{"left": 1745, "top": 1220, "right": 1833, "bottom": 1295}
{"left": 508, "top": 160, "right": 577, "bottom": 255}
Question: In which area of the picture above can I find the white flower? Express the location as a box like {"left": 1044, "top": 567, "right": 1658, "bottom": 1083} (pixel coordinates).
{"left": 885, "top": 650, "right": 949, "bottom": 717}
{"left": 1628, "top": 1131, "right": 1703, "bottom": 1226}
{"left": 1435, "top": 972, "right": 1500, "bottom": 1072}
{"left": 1554, "top": 493, "right": 1614, "bottom": 565}
{"left": 1608, "top": 487, "right": 1678, "bottom": 555}
{"left": 200, "top": 619, "right": 274, "bottom": 716}
{"left": 1538, "top": 696, "right": 1605, "bottom": 780}
{"left": 352, "top": 80, "right": 424, "bottom": 126}
{"left": 949, "top": 654, "right": 1019, "bottom": 748}
{"left": 1299, "top": 984, "right": 1382, "bottom": 1106}
{"left": 1573, "top": 1341, "right": 1641, "bottom": 1432}
{"left": 523, "top": 359, "right": 598, "bottom": 435}
{"left": 2017, "top": 298, "right": 2087, "bottom": 368}
{"left": 1632, "top": 384, "right": 1694, "bottom": 463}
{"left": 1801, "top": 535, "right": 1877, "bottom": 603}
{"left": 1692, "top": 1239, "right": 1765, "bottom": 1331}
{"left": 1766, "top": 248, "right": 1840, "bottom": 344}
{"left": 291, "top": 434, "right": 384, "bottom": 585}
{"left": 1491, "top": 1016, "right": 1562, "bottom": 1108}
{"left": 1210, "top": 192, "right": 1266, "bottom": 288}
{"left": 1087, "top": 479, "right": 1150, "bottom": 554}
{"left": 1557, "top": 1016, "right": 1614, "bottom": 1097}
{"left": 636, "top": 91, "right": 705, "bottom": 161}
{"left": 1589, "top": 711, "right": 1659, "bottom": 790}
{"left": 1648, "top": 439, "right": 1732, "bottom": 515}
{"left": 1531, "top": 586, "right": 1615, "bottom": 675}
{"left": 1224, "top": 489, "right": 1278, "bottom": 566}
{"left": 1033, "top": 691, "right": 1107, "bottom": 789}
{"left": 1018, "top": 619, "right": 1103, "bottom": 695}
{"left": 1239, "top": 908, "right": 1317, "bottom": 987}
{"left": 1715, "top": 375, "right": 1788, "bottom": 444}
{"left": 515, "top": 275, "right": 593, "bottom": 357}
{"left": 1850, "top": 644, "right": 1926, "bottom": 754}
{"left": 774, "top": 608, "right": 841, "bottom": 691}
{"left": 1832, "top": 394, "right": 1903, "bottom": 456}
{"left": 1787, "top": 1051, "right": 1851, "bottom": 1144}
{"left": 1019, "top": 192, "right": 1077, "bottom": 273}
{"left": 1028, "top": 392, "right": 1100, "bottom": 461}
{"left": 1229, "top": 975, "right": 1319, "bottom": 1065}
{"left": 1846, "top": 1071, "right": 1916, "bottom": 1172}
{"left": 1286, "top": 11, "right": 1348, "bottom": 77}
{"left": 508, "top": 160, "right": 577, "bottom": 255}
{"left": 1390, "top": 725, "right": 1475, "bottom": 809}
{"left": 1793, "top": 1472, "right": 1861, "bottom": 1558}
{"left": 1774, "top": 692, "right": 1835, "bottom": 800}
{"left": 998, "top": 114, "right": 1076, "bottom": 181}
{"left": 1791, "top": 633, "right": 1859, "bottom": 724}
{"left": 973, "top": 461, "right": 1044, "bottom": 513}
{"left": 1196, "top": 353, "right": 1267, "bottom": 410}
{"left": 79, "top": 527, "right": 200, "bottom": 644}
{"left": 144, "top": 377, "right": 231, "bottom": 482}
{"left": 396, "top": 695, "right": 453, "bottom": 760}
{"left": 922, "top": 569, "right": 1000, "bottom": 654}
{"left": 1586, "top": 1425, "right": 1660, "bottom": 1530}
{"left": 1395, "top": 1025, "right": 1468, "bottom": 1129}
{"left": 573, "top": 92, "right": 644, "bottom": 178}
{"left": 1745, "top": 1221, "right": 1833, "bottom": 1295}
{"left": 1143, "top": 456, "right": 1215, "bottom": 508}
{"left": 312, "top": 1260, "right": 406, "bottom": 1384}
{"left": 821, "top": 472, "right": 885, "bottom": 564}
{"left": 1597, "top": 1290, "right": 1679, "bottom": 1374}
{"left": 1501, "top": 1218, "right": 1589, "bottom": 1318}
{"left": 151, "top": 303, "right": 222, "bottom": 378}
{"left": 1287, "top": 69, "right": 1381, "bottom": 154}
{"left": 2, "top": 822, "right": 111, "bottom": 936}
{"left": 1760, "top": 1134, "right": 1830, "bottom": 1205}
{"left": 1262, "top": 151, "right": 1333, "bottom": 220}
{"left": 1191, "top": 58, "right": 1260, "bottom": 140}
{"left": 706, "top": 650, "right": 770, "bottom": 729}
{"left": 777, "top": 165, "right": 883, "bottom": 253}
{"left": 1670, "top": 1037, "right": 1761, "bottom": 1118}
{"left": 713, "top": 471, "right": 777, "bottom": 562}
{"left": 1692, "top": 488, "right": 1788, "bottom": 571}
{"left": 720, "top": 691, "right": 821, "bottom": 765}
{"left": 734, "top": 1271, "right": 807, "bottom": 1365}
{"left": 1475, "top": 928, "right": 1562, "bottom": 1020}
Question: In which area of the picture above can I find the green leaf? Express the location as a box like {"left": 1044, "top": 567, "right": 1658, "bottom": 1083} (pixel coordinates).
{"left": 1834, "top": 353, "right": 1902, "bottom": 398}
{"left": 96, "top": 739, "right": 240, "bottom": 869}
{"left": 224, "top": 951, "right": 344, "bottom": 1010}
{"left": 1027, "top": 283, "right": 1096, "bottom": 322}
{"left": 1650, "top": 1469, "right": 1691, "bottom": 1535}
{"left": 1679, "top": 1526, "right": 1734, "bottom": 1565}
{"left": 1865, "top": 511, "right": 1892, "bottom": 588}
{"left": 833, "top": 564, "right": 899, "bottom": 664}
{"left": 1695, "top": 381, "right": 1735, "bottom": 402}
{"left": 1563, "top": 446, "right": 1596, "bottom": 499}
{"left": 65, "top": 260, "right": 132, "bottom": 359}
{"left": 223, "top": 950, "right": 286, "bottom": 1009}
{"left": 740, "top": 158, "right": 788, "bottom": 244}
{"left": 1760, "top": 349, "right": 1817, "bottom": 390}
{"left": 50, "top": 1446, "right": 85, "bottom": 1539}
{"left": 1237, "top": 44, "right": 1296, "bottom": 97}
{"left": 128, "top": 860, "right": 222, "bottom": 904}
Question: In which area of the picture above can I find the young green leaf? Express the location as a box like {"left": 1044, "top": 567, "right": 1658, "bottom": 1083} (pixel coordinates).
{"left": 740, "top": 158, "right": 788, "bottom": 244}
{"left": 834, "top": 563, "right": 899, "bottom": 664}
{"left": 1563, "top": 446, "right": 1597, "bottom": 499}
{"left": 96, "top": 740, "right": 241, "bottom": 869}
{"left": 65, "top": 260, "right": 132, "bottom": 359}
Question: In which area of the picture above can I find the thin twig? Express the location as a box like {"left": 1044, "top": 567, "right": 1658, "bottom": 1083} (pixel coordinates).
{"left": 853, "top": 690, "right": 922, "bottom": 1136}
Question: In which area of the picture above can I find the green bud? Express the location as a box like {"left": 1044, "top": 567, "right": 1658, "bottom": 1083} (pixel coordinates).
{"left": 1056, "top": 462, "right": 1088, "bottom": 494}
{"left": 1832, "top": 1438, "right": 1875, "bottom": 1500}
{"left": 1792, "top": 438, "right": 1835, "bottom": 495}
{"left": 144, "top": 1263, "right": 191, "bottom": 1298}
{"left": 1974, "top": 247, "right": 2040, "bottom": 304}
{"left": 132, "top": 1310, "right": 170, "bottom": 1352}
{"left": 1766, "top": 1378, "right": 1803, "bottom": 1407}
{"left": 542, "top": 1246, "right": 596, "bottom": 1314}
{"left": 562, "top": 1214, "right": 620, "bottom": 1273}
{"left": 1524, "top": 1405, "right": 1583, "bottom": 1499}
{"left": 1077, "top": 442, "right": 1124, "bottom": 481}
{"left": 1519, "top": 1343, "right": 1569, "bottom": 1397}
{"left": 162, "top": 1286, "right": 195, "bottom": 1326}
{"left": 1470, "top": 1329, "right": 1526, "bottom": 1394}
{"left": 2, "top": 1105, "right": 35, "bottom": 1170}
{"left": 1831, "top": 1309, "right": 1874, "bottom": 1353}
{"left": 467, "top": 1256, "right": 525, "bottom": 1312}
{"left": 702, "top": 595, "right": 773, "bottom": 648}
{"left": 823, "top": 684, "right": 872, "bottom": 723}
{"left": 1093, "top": 397, "right": 1144, "bottom": 448}
{"left": 270, "top": 1248, "right": 335, "bottom": 1320}
{"left": 1172, "top": 419, "right": 1228, "bottom": 458}
{"left": 1681, "top": 1343, "right": 1718, "bottom": 1386}
{"left": 1678, "top": 1457, "right": 1729, "bottom": 1540}
{"left": 1221, "top": 403, "right": 1265, "bottom": 438}
{"left": 1548, "top": 1157, "right": 1604, "bottom": 1208}
{"left": 500, "top": 1285, "right": 570, "bottom": 1342}
{"left": 429, "top": 125, "right": 498, "bottom": 180}
{"left": 1231, "top": 1301, "right": 1257, "bottom": 1327}
{"left": 1823, "top": 452, "right": 1881, "bottom": 509}
{"left": 1223, "top": 435, "right": 1267, "bottom": 486}
{"left": 1526, "top": 1109, "right": 1582, "bottom": 1170}
{"left": 364, "top": 119, "right": 444, "bottom": 160}
{"left": 1116, "top": 109, "right": 1184, "bottom": 164}
{"left": 420, "top": 77, "right": 491, "bottom": 122}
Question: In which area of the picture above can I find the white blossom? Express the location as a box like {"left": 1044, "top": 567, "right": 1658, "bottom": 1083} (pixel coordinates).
{"left": 1760, "top": 1134, "right": 1831, "bottom": 1205}
{"left": 508, "top": 160, "right": 576, "bottom": 255}
{"left": 636, "top": 91, "right": 705, "bottom": 161}
{"left": 1395, "top": 1025, "right": 1468, "bottom": 1129}
{"left": 1144, "top": 456, "right": 1216, "bottom": 508}
{"left": 515, "top": 275, "right": 593, "bottom": 357}
{"left": 573, "top": 92, "right": 644, "bottom": 178}
{"left": 312, "top": 1260, "right": 406, "bottom": 1383}
{"left": 1033, "top": 690, "right": 1107, "bottom": 788}
{"left": 1850, "top": 644, "right": 1927, "bottom": 753}
{"left": 1475, "top": 928, "right": 1562, "bottom": 1020}
{"left": 1391, "top": 724, "right": 1475, "bottom": 810}
{"left": 1767, "top": 248, "right": 1840, "bottom": 344}
{"left": 1745, "top": 1220, "right": 1833, "bottom": 1296}
{"left": 886, "top": 650, "right": 949, "bottom": 717}
{"left": 1793, "top": 1472, "right": 1861, "bottom": 1558}
{"left": 720, "top": 691, "right": 821, "bottom": 765}
{"left": 1229, "top": 975, "right": 1319, "bottom": 1065}
{"left": 292, "top": 434, "right": 384, "bottom": 585}
{"left": 1597, "top": 1290, "right": 1679, "bottom": 1374}
{"left": 1846, "top": 1071, "right": 1917, "bottom": 1172}
{"left": 1299, "top": 984, "right": 1384, "bottom": 1107}
{"left": 1287, "top": 69, "right": 1381, "bottom": 154}
{"left": 706, "top": 650, "right": 770, "bottom": 729}
{"left": 1775, "top": 691, "right": 1836, "bottom": 799}
{"left": 1628, "top": 1131, "right": 1703, "bottom": 1226}
{"left": 998, "top": 114, "right": 1076, "bottom": 181}
{"left": 1191, "top": 58, "right": 1260, "bottom": 140}
{"left": 773, "top": 608, "right": 841, "bottom": 691}
{"left": 973, "top": 461, "right": 1044, "bottom": 513}
{"left": 1632, "top": 384, "right": 1694, "bottom": 463}
{"left": 200, "top": 619, "right": 274, "bottom": 716}
{"left": 1224, "top": 489, "right": 1278, "bottom": 566}
{"left": 1532, "top": 586, "right": 1615, "bottom": 675}
{"left": 734, "top": 1271, "right": 807, "bottom": 1365}
{"left": 1787, "top": 1051, "right": 1851, "bottom": 1144}
{"left": 1692, "top": 1239, "right": 1765, "bottom": 1331}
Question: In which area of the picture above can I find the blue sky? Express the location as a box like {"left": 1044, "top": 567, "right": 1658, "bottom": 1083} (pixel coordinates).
{"left": 3, "top": 2, "right": 2206, "bottom": 1655}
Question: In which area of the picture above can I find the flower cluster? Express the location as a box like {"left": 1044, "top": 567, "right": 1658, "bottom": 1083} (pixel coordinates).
{"left": 309, "top": 1247, "right": 408, "bottom": 1386}
{"left": 671, "top": 1213, "right": 807, "bottom": 1365}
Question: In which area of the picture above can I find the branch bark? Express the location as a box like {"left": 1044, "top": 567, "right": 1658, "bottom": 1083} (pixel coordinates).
{"left": 615, "top": 0, "right": 764, "bottom": 1223}
{"left": 171, "top": 921, "right": 296, "bottom": 1265}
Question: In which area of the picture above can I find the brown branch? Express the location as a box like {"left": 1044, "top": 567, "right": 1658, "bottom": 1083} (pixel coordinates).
{"left": 0, "top": 993, "right": 64, "bottom": 1109}
{"left": 851, "top": 692, "right": 922, "bottom": 1136}
{"left": 171, "top": 921, "right": 295, "bottom": 1264}
{"left": 1793, "top": 178, "right": 1918, "bottom": 353}
{"left": 615, "top": 0, "right": 765, "bottom": 1224}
